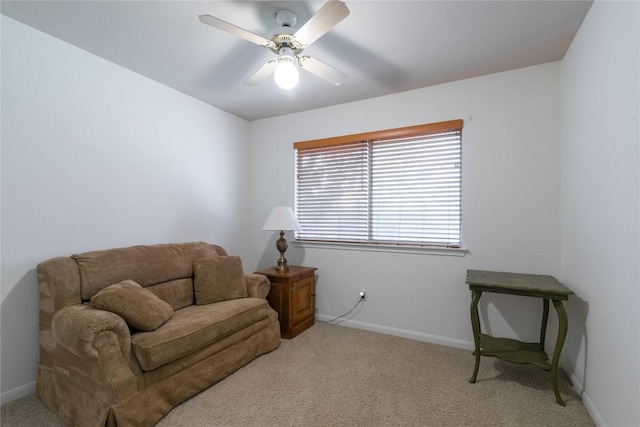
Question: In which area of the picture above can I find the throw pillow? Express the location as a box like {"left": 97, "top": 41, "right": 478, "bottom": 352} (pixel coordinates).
{"left": 193, "top": 256, "right": 248, "bottom": 305}
{"left": 90, "top": 280, "right": 173, "bottom": 331}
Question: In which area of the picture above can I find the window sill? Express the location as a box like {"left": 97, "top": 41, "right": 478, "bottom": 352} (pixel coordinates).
{"left": 291, "top": 240, "right": 468, "bottom": 257}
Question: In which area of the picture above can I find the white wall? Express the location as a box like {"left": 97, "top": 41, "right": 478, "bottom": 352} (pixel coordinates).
{"left": 0, "top": 16, "right": 249, "bottom": 403}
{"left": 560, "top": 1, "right": 640, "bottom": 426}
{"left": 247, "top": 63, "right": 562, "bottom": 348}
{"left": 5, "top": 4, "right": 637, "bottom": 423}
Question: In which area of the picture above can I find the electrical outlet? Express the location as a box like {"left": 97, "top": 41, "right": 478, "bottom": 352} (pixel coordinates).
{"left": 359, "top": 289, "right": 367, "bottom": 302}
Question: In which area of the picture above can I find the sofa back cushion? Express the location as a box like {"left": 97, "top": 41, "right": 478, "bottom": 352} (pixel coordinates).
{"left": 72, "top": 242, "right": 225, "bottom": 309}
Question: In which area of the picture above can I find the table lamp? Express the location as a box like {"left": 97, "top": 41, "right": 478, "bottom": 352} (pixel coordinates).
{"left": 262, "top": 206, "right": 302, "bottom": 272}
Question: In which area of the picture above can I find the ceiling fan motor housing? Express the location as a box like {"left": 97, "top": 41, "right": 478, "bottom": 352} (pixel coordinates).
{"left": 269, "top": 10, "right": 304, "bottom": 54}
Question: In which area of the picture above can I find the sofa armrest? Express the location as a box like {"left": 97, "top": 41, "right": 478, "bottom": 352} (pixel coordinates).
{"left": 51, "top": 304, "right": 137, "bottom": 402}
{"left": 52, "top": 304, "right": 131, "bottom": 359}
{"left": 245, "top": 274, "right": 270, "bottom": 299}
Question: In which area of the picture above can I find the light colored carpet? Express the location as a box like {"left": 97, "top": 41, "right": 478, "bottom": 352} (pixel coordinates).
{"left": 2, "top": 322, "right": 594, "bottom": 426}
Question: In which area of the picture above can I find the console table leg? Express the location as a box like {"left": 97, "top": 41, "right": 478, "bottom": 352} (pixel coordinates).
{"left": 540, "top": 298, "right": 549, "bottom": 351}
{"left": 469, "top": 289, "right": 483, "bottom": 383}
{"left": 551, "top": 299, "right": 568, "bottom": 406}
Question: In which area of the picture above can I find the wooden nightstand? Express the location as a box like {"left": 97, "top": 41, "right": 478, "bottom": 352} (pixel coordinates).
{"left": 254, "top": 265, "right": 317, "bottom": 339}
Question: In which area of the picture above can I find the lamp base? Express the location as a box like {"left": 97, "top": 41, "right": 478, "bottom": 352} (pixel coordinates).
{"left": 274, "top": 263, "right": 289, "bottom": 272}
{"left": 274, "top": 230, "right": 290, "bottom": 272}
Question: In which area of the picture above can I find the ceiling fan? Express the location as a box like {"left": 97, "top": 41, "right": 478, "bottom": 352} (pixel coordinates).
{"left": 199, "top": 0, "right": 350, "bottom": 89}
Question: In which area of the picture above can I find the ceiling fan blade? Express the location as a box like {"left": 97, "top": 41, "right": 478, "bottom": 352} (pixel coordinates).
{"left": 244, "top": 59, "right": 278, "bottom": 86}
{"left": 298, "top": 55, "right": 348, "bottom": 86}
{"left": 199, "top": 14, "right": 275, "bottom": 49}
{"left": 293, "top": 1, "right": 350, "bottom": 47}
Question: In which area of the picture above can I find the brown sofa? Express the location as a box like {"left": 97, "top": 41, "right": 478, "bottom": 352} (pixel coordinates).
{"left": 36, "top": 242, "right": 281, "bottom": 426}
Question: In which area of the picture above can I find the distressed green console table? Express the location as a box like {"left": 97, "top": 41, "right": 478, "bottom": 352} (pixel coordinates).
{"left": 466, "top": 269, "right": 574, "bottom": 406}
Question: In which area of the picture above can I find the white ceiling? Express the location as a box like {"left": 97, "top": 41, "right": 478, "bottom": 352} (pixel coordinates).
{"left": 1, "top": 0, "right": 592, "bottom": 121}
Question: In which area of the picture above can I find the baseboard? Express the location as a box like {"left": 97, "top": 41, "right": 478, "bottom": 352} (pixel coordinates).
{"left": 316, "top": 315, "right": 475, "bottom": 351}
{"left": 1, "top": 381, "right": 36, "bottom": 406}
{"left": 570, "top": 373, "right": 604, "bottom": 427}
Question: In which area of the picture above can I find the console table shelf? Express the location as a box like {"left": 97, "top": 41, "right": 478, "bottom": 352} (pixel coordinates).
{"left": 476, "top": 334, "right": 551, "bottom": 369}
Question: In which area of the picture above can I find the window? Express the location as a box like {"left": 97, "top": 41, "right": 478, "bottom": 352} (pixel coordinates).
{"left": 294, "top": 119, "right": 463, "bottom": 248}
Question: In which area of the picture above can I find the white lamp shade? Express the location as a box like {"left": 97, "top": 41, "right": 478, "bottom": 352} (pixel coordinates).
{"left": 262, "top": 207, "right": 302, "bottom": 231}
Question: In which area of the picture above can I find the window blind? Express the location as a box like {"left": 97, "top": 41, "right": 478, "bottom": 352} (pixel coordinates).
{"left": 294, "top": 120, "right": 462, "bottom": 248}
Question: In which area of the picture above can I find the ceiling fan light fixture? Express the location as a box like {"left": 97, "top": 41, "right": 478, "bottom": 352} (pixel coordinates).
{"left": 274, "top": 48, "right": 299, "bottom": 90}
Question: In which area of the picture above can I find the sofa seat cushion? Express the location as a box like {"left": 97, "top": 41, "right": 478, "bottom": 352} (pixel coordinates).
{"left": 131, "top": 298, "right": 270, "bottom": 371}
